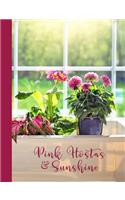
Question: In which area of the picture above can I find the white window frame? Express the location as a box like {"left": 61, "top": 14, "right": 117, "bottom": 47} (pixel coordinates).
{"left": 12, "top": 19, "right": 125, "bottom": 118}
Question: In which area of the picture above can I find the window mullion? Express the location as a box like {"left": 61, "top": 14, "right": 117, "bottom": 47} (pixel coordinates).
{"left": 17, "top": 66, "right": 64, "bottom": 71}
{"left": 112, "top": 19, "right": 117, "bottom": 99}
{"left": 111, "top": 19, "right": 117, "bottom": 118}
{"left": 63, "top": 21, "right": 68, "bottom": 114}
{"left": 67, "top": 66, "right": 112, "bottom": 71}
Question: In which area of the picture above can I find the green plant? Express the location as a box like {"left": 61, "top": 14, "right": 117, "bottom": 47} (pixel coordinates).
{"left": 16, "top": 88, "right": 62, "bottom": 123}
{"left": 67, "top": 72, "right": 116, "bottom": 124}
{"left": 53, "top": 116, "right": 77, "bottom": 135}
{"left": 13, "top": 71, "right": 77, "bottom": 139}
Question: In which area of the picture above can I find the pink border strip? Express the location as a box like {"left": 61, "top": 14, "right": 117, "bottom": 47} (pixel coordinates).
{"left": 0, "top": 20, "right": 12, "bottom": 182}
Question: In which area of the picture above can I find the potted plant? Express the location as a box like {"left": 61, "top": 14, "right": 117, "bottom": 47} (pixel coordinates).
{"left": 67, "top": 72, "right": 116, "bottom": 135}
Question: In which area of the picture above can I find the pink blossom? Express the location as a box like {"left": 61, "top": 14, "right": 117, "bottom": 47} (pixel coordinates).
{"left": 46, "top": 71, "right": 56, "bottom": 80}
{"left": 84, "top": 72, "right": 99, "bottom": 82}
{"left": 82, "top": 82, "right": 92, "bottom": 93}
{"left": 68, "top": 76, "right": 82, "bottom": 89}
{"left": 100, "top": 75, "right": 111, "bottom": 87}
{"left": 46, "top": 71, "right": 67, "bottom": 82}
{"left": 56, "top": 71, "right": 67, "bottom": 82}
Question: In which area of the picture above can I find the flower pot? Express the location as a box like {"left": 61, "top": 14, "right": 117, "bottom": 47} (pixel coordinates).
{"left": 78, "top": 117, "right": 103, "bottom": 135}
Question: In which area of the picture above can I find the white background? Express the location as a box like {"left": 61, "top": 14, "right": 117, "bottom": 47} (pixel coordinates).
{"left": 0, "top": 0, "right": 125, "bottom": 19}
{"left": 0, "top": 0, "right": 125, "bottom": 199}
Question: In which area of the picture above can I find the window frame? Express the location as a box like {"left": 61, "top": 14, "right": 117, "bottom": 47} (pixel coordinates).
{"left": 12, "top": 19, "right": 125, "bottom": 117}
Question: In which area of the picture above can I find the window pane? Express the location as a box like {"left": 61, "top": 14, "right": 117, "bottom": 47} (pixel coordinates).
{"left": 116, "top": 72, "right": 125, "bottom": 117}
{"left": 18, "top": 20, "right": 63, "bottom": 66}
{"left": 18, "top": 71, "right": 63, "bottom": 111}
{"left": 68, "top": 20, "right": 112, "bottom": 66}
{"left": 117, "top": 20, "right": 125, "bottom": 66}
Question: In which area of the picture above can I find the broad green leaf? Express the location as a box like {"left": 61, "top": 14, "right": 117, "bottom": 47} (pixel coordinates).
{"left": 15, "top": 91, "right": 35, "bottom": 100}
{"left": 32, "top": 91, "right": 45, "bottom": 111}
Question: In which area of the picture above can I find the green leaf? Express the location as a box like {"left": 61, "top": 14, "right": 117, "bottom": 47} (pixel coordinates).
{"left": 15, "top": 91, "right": 35, "bottom": 100}
{"left": 52, "top": 94, "right": 58, "bottom": 106}
{"left": 54, "top": 116, "right": 77, "bottom": 135}
{"left": 30, "top": 106, "right": 43, "bottom": 116}
{"left": 32, "top": 91, "right": 45, "bottom": 111}
{"left": 46, "top": 93, "right": 53, "bottom": 122}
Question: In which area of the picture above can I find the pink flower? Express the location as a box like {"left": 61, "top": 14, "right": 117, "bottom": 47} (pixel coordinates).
{"left": 56, "top": 71, "right": 67, "bottom": 82}
{"left": 46, "top": 71, "right": 56, "bottom": 80}
{"left": 46, "top": 71, "right": 67, "bottom": 82}
{"left": 82, "top": 82, "right": 92, "bottom": 93}
{"left": 84, "top": 72, "right": 99, "bottom": 82}
{"left": 100, "top": 75, "right": 111, "bottom": 87}
{"left": 68, "top": 76, "right": 82, "bottom": 89}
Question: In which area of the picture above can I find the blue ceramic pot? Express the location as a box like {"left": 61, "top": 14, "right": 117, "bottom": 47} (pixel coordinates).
{"left": 78, "top": 117, "right": 103, "bottom": 135}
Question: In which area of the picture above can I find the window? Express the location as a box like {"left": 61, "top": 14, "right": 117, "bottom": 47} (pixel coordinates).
{"left": 68, "top": 20, "right": 112, "bottom": 66}
{"left": 12, "top": 20, "right": 125, "bottom": 121}
{"left": 18, "top": 20, "right": 63, "bottom": 66}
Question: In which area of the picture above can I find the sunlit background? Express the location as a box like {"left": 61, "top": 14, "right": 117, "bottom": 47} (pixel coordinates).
{"left": 12, "top": 20, "right": 125, "bottom": 119}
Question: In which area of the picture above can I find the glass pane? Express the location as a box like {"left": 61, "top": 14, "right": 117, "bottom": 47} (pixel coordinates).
{"left": 18, "top": 71, "right": 63, "bottom": 111}
{"left": 117, "top": 20, "right": 125, "bottom": 66}
{"left": 18, "top": 20, "right": 63, "bottom": 66}
{"left": 68, "top": 20, "right": 112, "bottom": 66}
{"left": 116, "top": 72, "right": 125, "bottom": 117}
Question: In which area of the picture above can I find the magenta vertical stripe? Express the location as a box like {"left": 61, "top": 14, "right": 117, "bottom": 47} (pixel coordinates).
{"left": 0, "top": 20, "right": 12, "bottom": 182}
{"left": 0, "top": 20, "right": 1, "bottom": 181}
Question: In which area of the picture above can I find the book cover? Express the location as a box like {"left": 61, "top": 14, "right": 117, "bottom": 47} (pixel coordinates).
{"left": 0, "top": 19, "right": 125, "bottom": 182}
